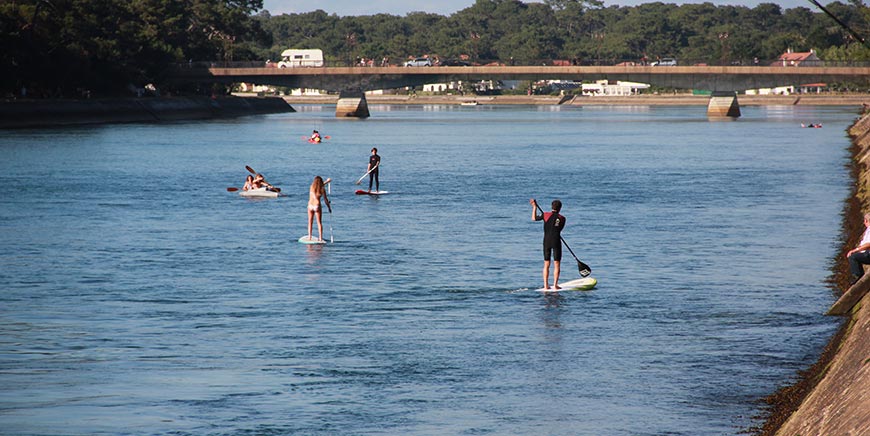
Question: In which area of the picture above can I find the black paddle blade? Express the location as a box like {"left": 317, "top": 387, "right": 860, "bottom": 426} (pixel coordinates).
{"left": 578, "top": 261, "right": 591, "bottom": 277}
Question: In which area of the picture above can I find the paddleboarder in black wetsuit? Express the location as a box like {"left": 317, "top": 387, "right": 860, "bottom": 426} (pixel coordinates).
{"left": 531, "top": 199, "right": 565, "bottom": 290}
{"left": 367, "top": 148, "right": 381, "bottom": 192}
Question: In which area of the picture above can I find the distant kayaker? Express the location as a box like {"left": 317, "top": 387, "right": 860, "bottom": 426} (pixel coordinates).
{"left": 243, "top": 175, "right": 255, "bottom": 191}
{"left": 253, "top": 173, "right": 275, "bottom": 191}
{"left": 847, "top": 213, "right": 870, "bottom": 285}
{"left": 310, "top": 130, "right": 322, "bottom": 143}
{"left": 530, "top": 198, "right": 566, "bottom": 290}
{"left": 366, "top": 147, "right": 381, "bottom": 192}
{"left": 307, "top": 176, "right": 332, "bottom": 242}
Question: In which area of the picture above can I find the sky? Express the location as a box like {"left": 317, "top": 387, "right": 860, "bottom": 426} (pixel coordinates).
{"left": 261, "top": 0, "right": 815, "bottom": 17}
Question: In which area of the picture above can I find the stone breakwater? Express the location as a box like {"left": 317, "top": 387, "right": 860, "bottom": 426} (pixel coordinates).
{"left": 759, "top": 110, "right": 870, "bottom": 436}
{"left": 0, "top": 96, "right": 294, "bottom": 128}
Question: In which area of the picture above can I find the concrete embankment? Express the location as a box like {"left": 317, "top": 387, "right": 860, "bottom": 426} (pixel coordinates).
{"left": 0, "top": 96, "right": 294, "bottom": 129}
{"left": 762, "top": 111, "right": 870, "bottom": 436}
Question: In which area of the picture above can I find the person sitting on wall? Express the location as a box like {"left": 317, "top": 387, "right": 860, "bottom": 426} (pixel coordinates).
{"left": 846, "top": 213, "right": 870, "bottom": 285}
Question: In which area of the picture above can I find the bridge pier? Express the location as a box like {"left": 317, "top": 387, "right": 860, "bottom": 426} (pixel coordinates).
{"left": 707, "top": 91, "right": 741, "bottom": 118}
{"left": 335, "top": 90, "right": 370, "bottom": 118}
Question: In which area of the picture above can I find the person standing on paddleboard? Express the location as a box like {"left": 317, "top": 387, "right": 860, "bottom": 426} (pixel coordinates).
{"left": 846, "top": 213, "right": 870, "bottom": 285}
{"left": 531, "top": 199, "right": 565, "bottom": 290}
{"left": 306, "top": 176, "right": 331, "bottom": 242}
{"left": 367, "top": 147, "right": 381, "bottom": 193}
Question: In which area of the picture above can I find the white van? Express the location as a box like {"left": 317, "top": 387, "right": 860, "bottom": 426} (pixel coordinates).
{"left": 277, "top": 49, "right": 324, "bottom": 68}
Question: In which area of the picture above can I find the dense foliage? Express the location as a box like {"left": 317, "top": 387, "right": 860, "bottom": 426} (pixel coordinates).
{"left": 2, "top": 0, "right": 267, "bottom": 96}
{"left": 3, "top": 0, "right": 869, "bottom": 97}
{"left": 255, "top": 0, "right": 870, "bottom": 66}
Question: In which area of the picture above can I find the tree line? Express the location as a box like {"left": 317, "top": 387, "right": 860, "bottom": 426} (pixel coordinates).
{"left": 3, "top": 0, "right": 869, "bottom": 97}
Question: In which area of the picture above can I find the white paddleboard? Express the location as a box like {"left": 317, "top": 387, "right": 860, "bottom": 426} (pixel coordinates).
{"left": 355, "top": 190, "right": 389, "bottom": 195}
{"left": 535, "top": 277, "right": 597, "bottom": 293}
{"left": 298, "top": 236, "right": 326, "bottom": 245}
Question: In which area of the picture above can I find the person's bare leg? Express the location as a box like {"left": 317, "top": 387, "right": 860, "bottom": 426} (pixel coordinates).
{"left": 553, "top": 261, "right": 561, "bottom": 289}
{"left": 307, "top": 209, "right": 315, "bottom": 239}
{"left": 542, "top": 260, "right": 551, "bottom": 289}
{"left": 316, "top": 209, "right": 323, "bottom": 241}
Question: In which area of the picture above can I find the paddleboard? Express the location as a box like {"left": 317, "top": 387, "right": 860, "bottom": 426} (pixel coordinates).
{"left": 355, "top": 190, "right": 389, "bottom": 195}
{"left": 298, "top": 236, "right": 326, "bottom": 245}
{"left": 240, "top": 187, "right": 279, "bottom": 198}
{"left": 535, "top": 277, "right": 597, "bottom": 293}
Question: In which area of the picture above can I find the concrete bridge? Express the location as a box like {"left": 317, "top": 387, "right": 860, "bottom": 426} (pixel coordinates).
{"left": 171, "top": 64, "right": 870, "bottom": 118}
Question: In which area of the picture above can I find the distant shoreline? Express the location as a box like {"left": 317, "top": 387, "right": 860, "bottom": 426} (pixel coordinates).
{"left": 3, "top": 93, "right": 867, "bottom": 129}
{"left": 276, "top": 93, "right": 870, "bottom": 107}
{"left": 0, "top": 96, "right": 293, "bottom": 129}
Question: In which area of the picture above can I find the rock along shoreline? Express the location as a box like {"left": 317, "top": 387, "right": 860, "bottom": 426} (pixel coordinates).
{"left": 0, "top": 96, "right": 294, "bottom": 129}
{"left": 756, "top": 109, "right": 870, "bottom": 436}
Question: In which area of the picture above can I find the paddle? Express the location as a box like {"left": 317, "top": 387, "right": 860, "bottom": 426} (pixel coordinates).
{"left": 355, "top": 162, "right": 380, "bottom": 185}
{"left": 533, "top": 200, "right": 591, "bottom": 277}
{"left": 245, "top": 165, "right": 281, "bottom": 192}
{"left": 326, "top": 180, "right": 334, "bottom": 243}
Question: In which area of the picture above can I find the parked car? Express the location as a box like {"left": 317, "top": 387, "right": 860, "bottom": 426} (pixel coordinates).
{"left": 651, "top": 58, "right": 677, "bottom": 66}
{"left": 404, "top": 57, "right": 432, "bottom": 67}
{"left": 440, "top": 59, "right": 471, "bottom": 67}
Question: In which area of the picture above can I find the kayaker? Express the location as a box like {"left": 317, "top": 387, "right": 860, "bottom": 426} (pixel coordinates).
{"left": 253, "top": 173, "right": 275, "bottom": 191}
{"left": 530, "top": 198, "right": 566, "bottom": 290}
{"left": 310, "top": 130, "right": 322, "bottom": 143}
{"left": 243, "top": 175, "right": 254, "bottom": 191}
{"left": 366, "top": 147, "right": 381, "bottom": 192}
{"left": 307, "top": 176, "right": 332, "bottom": 242}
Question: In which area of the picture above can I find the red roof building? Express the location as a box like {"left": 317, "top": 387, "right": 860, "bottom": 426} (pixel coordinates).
{"left": 773, "top": 49, "right": 822, "bottom": 67}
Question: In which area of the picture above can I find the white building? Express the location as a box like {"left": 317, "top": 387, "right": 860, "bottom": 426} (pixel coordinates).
{"left": 581, "top": 80, "right": 650, "bottom": 96}
{"left": 745, "top": 83, "right": 827, "bottom": 96}
{"left": 287, "top": 88, "right": 325, "bottom": 96}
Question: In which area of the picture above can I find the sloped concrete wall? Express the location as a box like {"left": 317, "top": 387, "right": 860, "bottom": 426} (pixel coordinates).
{"left": 774, "top": 110, "right": 870, "bottom": 436}
{"left": 0, "top": 96, "right": 293, "bottom": 128}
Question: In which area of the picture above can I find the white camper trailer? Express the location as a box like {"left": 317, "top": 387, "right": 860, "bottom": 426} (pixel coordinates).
{"left": 277, "top": 49, "right": 324, "bottom": 68}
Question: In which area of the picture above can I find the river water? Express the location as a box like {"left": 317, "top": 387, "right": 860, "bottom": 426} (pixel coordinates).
{"left": 0, "top": 103, "right": 856, "bottom": 435}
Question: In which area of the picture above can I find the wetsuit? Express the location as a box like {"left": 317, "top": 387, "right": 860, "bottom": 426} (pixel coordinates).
{"left": 541, "top": 211, "right": 565, "bottom": 261}
{"left": 368, "top": 153, "right": 381, "bottom": 191}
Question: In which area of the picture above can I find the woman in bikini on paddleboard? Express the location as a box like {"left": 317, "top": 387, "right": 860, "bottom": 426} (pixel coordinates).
{"left": 306, "top": 176, "right": 331, "bottom": 242}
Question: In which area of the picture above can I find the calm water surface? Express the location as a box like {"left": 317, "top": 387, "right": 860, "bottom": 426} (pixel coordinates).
{"left": 0, "top": 104, "right": 855, "bottom": 435}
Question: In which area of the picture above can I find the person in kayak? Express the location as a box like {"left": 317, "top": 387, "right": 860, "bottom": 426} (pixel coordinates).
{"left": 310, "top": 130, "right": 322, "bottom": 143}
{"left": 530, "top": 198, "right": 565, "bottom": 290}
{"left": 367, "top": 147, "right": 381, "bottom": 192}
{"left": 253, "top": 173, "right": 276, "bottom": 191}
{"left": 243, "top": 175, "right": 255, "bottom": 191}
{"left": 307, "top": 176, "right": 332, "bottom": 242}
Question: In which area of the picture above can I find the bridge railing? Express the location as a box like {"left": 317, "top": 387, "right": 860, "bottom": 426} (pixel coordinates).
{"left": 174, "top": 59, "right": 870, "bottom": 69}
